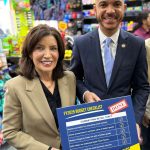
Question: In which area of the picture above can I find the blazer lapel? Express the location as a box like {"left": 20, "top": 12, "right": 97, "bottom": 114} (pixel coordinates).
{"left": 25, "top": 78, "right": 58, "bottom": 134}
{"left": 58, "top": 76, "right": 71, "bottom": 107}
{"left": 90, "top": 29, "right": 107, "bottom": 87}
{"left": 108, "top": 30, "right": 128, "bottom": 88}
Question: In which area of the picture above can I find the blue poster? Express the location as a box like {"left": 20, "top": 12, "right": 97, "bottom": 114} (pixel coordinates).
{"left": 57, "top": 95, "right": 140, "bottom": 150}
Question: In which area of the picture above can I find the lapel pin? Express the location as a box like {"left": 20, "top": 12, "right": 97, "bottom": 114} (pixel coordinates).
{"left": 121, "top": 44, "right": 126, "bottom": 48}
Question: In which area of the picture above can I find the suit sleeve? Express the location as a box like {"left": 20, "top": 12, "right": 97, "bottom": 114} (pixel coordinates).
{"left": 131, "top": 41, "right": 150, "bottom": 125}
{"left": 2, "top": 82, "right": 49, "bottom": 150}
{"left": 70, "top": 38, "right": 88, "bottom": 102}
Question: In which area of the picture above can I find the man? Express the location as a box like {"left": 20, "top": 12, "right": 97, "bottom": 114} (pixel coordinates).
{"left": 133, "top": 11, "right": 150, "bottom": 40}
{"left": 70, "top": 0, "right": 149, "bottom": 144}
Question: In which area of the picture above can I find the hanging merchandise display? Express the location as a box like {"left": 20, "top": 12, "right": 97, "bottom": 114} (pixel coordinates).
{"left": 6, "top": 0, "right": 34, "bottom": 56}
{"left": 65, "top": 0, "right": 83, "bottom": 35}
{"left": 1, "top": 36, "right": 12, "bottom": 55}
{"left": 12, "top": 0, "right": 30, "bottom": 11}
{"left": 12, "top": 0, "right": 34, "bottom": 36}
{"left": 31, "top": 0, "right": 83, "bottom": 35}
{"left": 2, "top": 34, "right": 26, "bottom": 57}
{"left": 31, "top": 0, "right": 68, "bottom": 20}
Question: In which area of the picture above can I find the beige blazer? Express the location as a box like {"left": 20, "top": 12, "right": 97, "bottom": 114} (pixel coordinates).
{"left": 145, "top": 39, "right": 150, "bottom": 119}
{"left": 2, "top": 71, "right": 76, "bottom": 150}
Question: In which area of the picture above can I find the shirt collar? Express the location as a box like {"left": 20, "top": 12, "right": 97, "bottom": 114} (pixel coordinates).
{"left": 98, "top": 27, "right": 120, "bottom": 45}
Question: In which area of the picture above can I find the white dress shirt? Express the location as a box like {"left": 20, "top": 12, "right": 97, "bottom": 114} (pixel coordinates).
{"left": 98, "top": 27, "right": 120, "bottom": 72}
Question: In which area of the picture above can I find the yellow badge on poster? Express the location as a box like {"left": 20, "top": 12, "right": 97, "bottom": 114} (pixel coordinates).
{"left": 123, "top": 143, "right": 141, "bottom": 150}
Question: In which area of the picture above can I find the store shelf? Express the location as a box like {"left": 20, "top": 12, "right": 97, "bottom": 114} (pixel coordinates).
{"left": 83, "top": 17, "right": 97, "bottom": 24}
{"left": 125, "top": 0, "right": 142, "bottom": 7}
{"left": 7, "top": 56, "right": 20, "bottom": 65}
{"left": 82, "top": 4, "right": 93, "bottom": 9}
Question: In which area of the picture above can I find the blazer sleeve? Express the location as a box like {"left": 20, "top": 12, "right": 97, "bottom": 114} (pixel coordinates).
{"left": 145, "top": 39, "right": 150, "bottom": 83}
{"left": 2, "top": 81, "right": 49, "bottom": 150}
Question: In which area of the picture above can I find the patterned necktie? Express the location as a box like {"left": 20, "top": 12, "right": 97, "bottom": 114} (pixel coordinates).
{"left": 104, "top": 38, "right": 114, "bottom": 86}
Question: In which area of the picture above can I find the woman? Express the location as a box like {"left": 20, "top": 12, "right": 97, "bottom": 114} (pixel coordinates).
{"left": 2, "top": 24, "right": 76, "bottom": 150}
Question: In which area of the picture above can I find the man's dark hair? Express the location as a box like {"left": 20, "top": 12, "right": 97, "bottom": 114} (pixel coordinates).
{"left": 133, "top": 11, "right": 150, "bottom": 32}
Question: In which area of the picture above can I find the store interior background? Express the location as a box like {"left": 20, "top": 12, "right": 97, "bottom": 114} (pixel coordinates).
{"left": 0, "top": 0, "right": 150, "bottom": 148}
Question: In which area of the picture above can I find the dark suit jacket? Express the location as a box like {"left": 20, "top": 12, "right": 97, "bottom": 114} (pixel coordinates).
{"left": 2, "top": 71, "right": 76, "bottom": 150}
{"left": 70, "top": 29, "right": 149, "bottom": 124}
